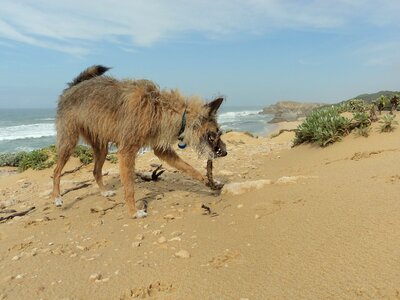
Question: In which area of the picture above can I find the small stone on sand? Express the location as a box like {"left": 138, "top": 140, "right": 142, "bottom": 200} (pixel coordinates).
{"left": 174, "top": 249, "right": 190, "bottom": 259}
{"left": 89, "top": 273, "right": 102, "bottom": 281}
{"left": 132, "top": 242, "right": 141, "bottom": 248}
{"left": 157, "top": 236, "right": 167, "bottom": 244}
{"left": 135, "top": 234, "right": 144, "bottom": 240}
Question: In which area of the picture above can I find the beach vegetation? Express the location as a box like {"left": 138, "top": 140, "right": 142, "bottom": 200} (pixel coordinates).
{"left": 18, "top": 149, "right": 55, "bottom": 171}
{"left": 72, "top": 145, "right": 94, "bottom": 164}
{"left": 0, "top": 144, "right": 97, "bottom": 171}
{"left": 106, "top": 153, "right": 118, "bottom": 164}
{"left": 294, "top": 106, "right": 351, "bottom": 147}
{"left": 379, "top": 114, "right": 398, "bottom": 132}
{"left": 352, "top": 111, "right": 371, "bottom": 128}
{"left": 354, "top": 126, "right": 371, "bottom": 137}
{"left": 377, "top": 95, "right": 389, "bottom": 114}
{"left": 0, "top": 152, "right": 28, "bottom": 168}
{"left": 347, "top": 99, "right": 370, "bottom": 113}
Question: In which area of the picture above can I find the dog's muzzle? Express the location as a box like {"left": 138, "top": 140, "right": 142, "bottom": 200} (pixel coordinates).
{"left": 215, "top": 147, "right": 227, "bottom": 157}
{"left": 208, "top": 131, "right": 227, "bottom": 157}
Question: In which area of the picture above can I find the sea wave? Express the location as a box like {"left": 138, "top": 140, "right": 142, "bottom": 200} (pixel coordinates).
{"left": 218, "top": 110, "right": 262, "bottom": 123}
{"left": 0, "top": 123, "right": 56, "bottom": 141}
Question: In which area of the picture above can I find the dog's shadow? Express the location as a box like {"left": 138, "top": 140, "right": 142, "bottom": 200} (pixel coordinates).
{"left": 60, "top": 170, "right": 228, "bottom": 212}
{"left": 107, "top": 170, "right": 228, "bottom": 208}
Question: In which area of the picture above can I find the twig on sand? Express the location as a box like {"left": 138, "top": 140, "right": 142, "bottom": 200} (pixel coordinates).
{"left": 135, "top": 165, "right": 165, "bottom": 182}
{"left": 61, "top": 183, "right": 92, "bottom": 196}
{"left": 201, "top": 204, "right": 211, "bottom": 215}
{"left": 60, "top": 164, "right": 85, "bottom": 177}
{"left": 201, "top": 204, "right": 219, "bottom": 217}
{"left": 50, "top": 164, "right": 85, "bottom": 178}
{"left": 90, "top": 202, "right": 124, "bottom": 215}
{"left": 0, "top": 206, "right": 36, "bottom": 222}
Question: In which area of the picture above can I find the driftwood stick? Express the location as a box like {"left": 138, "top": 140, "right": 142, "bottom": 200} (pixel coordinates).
{"left": 0, "top": 206, "right": 36, "bottom": 222}
{"left": 61, "top": 183, "right": 92, "bottom": 196}
{"left": 206, "top": 159, "right": 214, "bottom": 187}
{"left": 206, "top": 159, "right": 224, "bottom": 190}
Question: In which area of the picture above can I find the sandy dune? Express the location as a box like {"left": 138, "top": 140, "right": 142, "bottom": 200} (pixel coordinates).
{"left": 1, "top": 123, "right": 400, "bottom": 299}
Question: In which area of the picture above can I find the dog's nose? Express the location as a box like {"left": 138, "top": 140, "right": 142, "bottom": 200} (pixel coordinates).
{"left": 220, "top": 150, "right": 227, "bottom": 157}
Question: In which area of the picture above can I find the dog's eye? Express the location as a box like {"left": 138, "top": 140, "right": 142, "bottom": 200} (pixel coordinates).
{"left": 208, "top": 136, "right": 215, "bottom": 142}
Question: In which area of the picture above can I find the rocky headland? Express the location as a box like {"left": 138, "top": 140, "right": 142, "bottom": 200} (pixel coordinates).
{"left": 261, "top": 100, "right": 327, "bottom": 123}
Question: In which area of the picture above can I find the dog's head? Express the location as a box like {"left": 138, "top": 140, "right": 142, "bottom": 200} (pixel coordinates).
{"left": 196, "top": 97, "right": 227, "bottom": 158}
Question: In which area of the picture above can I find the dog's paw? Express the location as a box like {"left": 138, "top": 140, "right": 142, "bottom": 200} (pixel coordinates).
{"left": 101, "top": 190, "right": 116, "bottom": 197}
{"left": 54, "top": 196, "right": 63, "bottom": 207}
{"left": 134, "top": 209, "right": 148, "bottom": 219}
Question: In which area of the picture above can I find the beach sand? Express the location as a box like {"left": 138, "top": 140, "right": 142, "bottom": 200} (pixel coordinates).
{"left": 1, "top": 121, "right": 400, "bottom": 299}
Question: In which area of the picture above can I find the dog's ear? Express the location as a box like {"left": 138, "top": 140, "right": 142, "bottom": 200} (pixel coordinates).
{"left": 206, "top": 97, "right": 224, "bottom": 116}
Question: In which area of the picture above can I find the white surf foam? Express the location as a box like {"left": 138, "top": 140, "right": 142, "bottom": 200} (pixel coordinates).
{"left": 218, "top": 110, "right": 262, "bottom": 123}
{"left": 0, "top": 123, "right": 56, "bottom": 141}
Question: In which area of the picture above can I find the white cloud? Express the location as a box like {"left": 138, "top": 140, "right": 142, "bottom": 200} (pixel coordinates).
{"left": 0, "top": 0, "right": 399, "bottom": 55}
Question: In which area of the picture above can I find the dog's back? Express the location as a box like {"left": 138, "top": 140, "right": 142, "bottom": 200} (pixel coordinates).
{"left": 56, "top": 66, "right": 162, "bottom": 148}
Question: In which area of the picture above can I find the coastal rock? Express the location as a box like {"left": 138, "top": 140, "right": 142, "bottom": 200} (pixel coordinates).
{"left": 221, "top": 180, "right": 272, "bottom": 196}
{"left": 260, "top": 101, "right": 326, "bottom": 123}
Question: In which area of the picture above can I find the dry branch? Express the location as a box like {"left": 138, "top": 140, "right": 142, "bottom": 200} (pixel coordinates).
{"left": 61, "top": 164, "right": 85, "bottom": 177}
{"left": 90, "top": 202, "right": 124, "bottom": 215}
{"left": 0, "top": 206, "right": 36, "bottom": 222}
{"left": 61, "top": 183, "right": 92, "bottom": 196}
{"left": 206, "top": 159, "right": 224, "bottom": 190}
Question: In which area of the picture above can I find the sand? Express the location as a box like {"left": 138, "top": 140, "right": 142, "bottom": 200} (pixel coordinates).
{"left": 1, "top": 121, "right": 400, "bottom": 299}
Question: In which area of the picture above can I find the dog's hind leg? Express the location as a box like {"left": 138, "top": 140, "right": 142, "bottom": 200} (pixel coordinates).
{"left": 52, "top": 133, "right": 79, "bottom": 207}
{"left": 93, "top": 145, "right": 115, "bottom": 197}
{"left": 153, "top": 147, "right": 207, "bottom": 184}
{"left": 118, "top": 147, "right": 146, "bottom": 218}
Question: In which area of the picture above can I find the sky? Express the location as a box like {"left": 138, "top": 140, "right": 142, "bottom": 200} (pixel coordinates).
{"left": 0, "top": 0, "right": 399, "bottom": 109}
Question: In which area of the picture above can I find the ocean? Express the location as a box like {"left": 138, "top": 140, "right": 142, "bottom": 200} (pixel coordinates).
{"left": 0, "top": 107, "right": 275, "bottom": 153}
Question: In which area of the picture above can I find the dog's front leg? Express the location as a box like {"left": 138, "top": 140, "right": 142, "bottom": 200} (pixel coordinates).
{"left": 118, "top": 149, "right": 147, "bottom": 218}
{"left": 153, "top": 147, "right": 207, "bottom": 184}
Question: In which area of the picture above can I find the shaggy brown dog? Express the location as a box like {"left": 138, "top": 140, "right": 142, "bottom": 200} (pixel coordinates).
{"left": 52, "top": 65, "right": 227, "bottom": 218}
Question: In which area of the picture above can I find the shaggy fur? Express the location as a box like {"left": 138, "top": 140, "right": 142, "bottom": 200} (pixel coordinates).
{"left": 52, "top": 65, "right": 226, "bottom": 217}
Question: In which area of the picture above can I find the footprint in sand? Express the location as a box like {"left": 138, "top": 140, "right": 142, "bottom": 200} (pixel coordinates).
{"left": 252, "top": 201, "right": 283, "bottom": 217}
{"left": 209, "top": 249, "right": 241, "bottom": 269}
{"left": 120, "top": 281, "right": 174, "bottom": 299}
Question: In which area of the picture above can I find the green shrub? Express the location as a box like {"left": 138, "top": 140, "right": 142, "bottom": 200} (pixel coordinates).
{"left": 73, "top": 145, "right": 93, "bottom": 164}
{"left": 0, "top": 152, "right": 27, "bottom": 167}
{"left": 352, "top": 111, "right": 371, "bottom": 128}
{"left": 354, "top": 126, "right": 371, "bottom": 137}
{"left": 376, "top": 95, "right": 389, "bottom": 114}
{"left": 379, "top": 114, "right": 398, "bottom": 132}
{"left": 294, "top": 106, "right": 351, "bottom": 147}
{"left": 18, "top": 149, "right": 54, "bottom": 171}
{"left": 106, "top": 153, "right": 118, "bottom": 164}
{"left": 348, "top": 99, "right": 369, "bottom": 112}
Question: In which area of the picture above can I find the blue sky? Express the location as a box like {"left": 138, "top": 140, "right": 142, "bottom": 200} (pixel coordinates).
{"left": 0, "top": 0, "right": 399, "bottom": 109}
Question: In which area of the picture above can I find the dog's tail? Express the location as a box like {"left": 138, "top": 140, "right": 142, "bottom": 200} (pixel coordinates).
{"left": 67, "top": 65, "right": 110, "bottom": 88}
